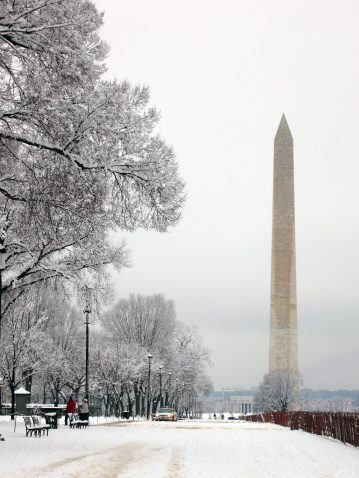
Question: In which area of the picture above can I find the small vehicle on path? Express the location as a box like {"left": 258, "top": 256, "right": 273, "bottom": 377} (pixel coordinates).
{"left": 154, "top": 407, "right": 178, "bottom": 421}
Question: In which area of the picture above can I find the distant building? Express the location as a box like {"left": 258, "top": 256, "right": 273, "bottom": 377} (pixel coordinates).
{"left": 210, "top": 388, "right": 359, "bottom": 413}
{"left": 300, "top": 389, "right": 359, "bottom": 412}
{"left": 210, "top": 389, "right": 255, "bottom": 414}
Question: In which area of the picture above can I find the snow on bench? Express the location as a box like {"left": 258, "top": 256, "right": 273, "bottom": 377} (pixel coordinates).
{"left": 69, "top": 413, "right": 88, "bottom": 429}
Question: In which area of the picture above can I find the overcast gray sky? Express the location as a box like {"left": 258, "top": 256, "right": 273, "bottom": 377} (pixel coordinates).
{"left": 94, "top": 0, "right": 359, "bottom": 391}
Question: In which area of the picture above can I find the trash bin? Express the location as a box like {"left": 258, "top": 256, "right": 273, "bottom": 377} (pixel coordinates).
{"left": 44, "top": 412, "right": 58, "bottom": 428}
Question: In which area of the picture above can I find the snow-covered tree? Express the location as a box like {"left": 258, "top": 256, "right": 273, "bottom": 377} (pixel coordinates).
{"left": 103, "top": 294, "right": 176, "bottom": 350}
{"left": 0, "top": 286, "right": 213, "bottom": 415}
{"left": 0, "top": 290, "right": 50, "bottom": 417}
{"left": 253, "top": 369, "right": 302, "bottom": 413}
{"left": 168, "top": 323, "right": 213, "bottom": 410}
{"left": 40, "top": 302, "right": 86, "bottom": 405}
{"left": 0, "top": 0, "right": 185, "bottom": 306}
{"left": 101, "top": 294, "right": 212, "bottom": 415}
{"left": 101, "top": 295, "right": 177, "bottom": 416}
{"left": 91, "top": 337, "right": 149, "bottom": 416}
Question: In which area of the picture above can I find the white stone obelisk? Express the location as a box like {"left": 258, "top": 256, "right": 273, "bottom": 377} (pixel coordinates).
{"left": 269, "top": 114, "right": 298, "bottom": 374}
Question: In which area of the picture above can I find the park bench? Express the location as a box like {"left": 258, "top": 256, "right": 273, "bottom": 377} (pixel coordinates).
{"left": 23, "top": 416, "right": 45, "bottom": 437}
{"left": 32, "top": 416, "right": 50, "bottom": 435}
{"left": 69, "top": 413, "right": 88, "bottom": 429}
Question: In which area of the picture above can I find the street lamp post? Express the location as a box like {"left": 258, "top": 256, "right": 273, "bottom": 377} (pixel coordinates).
{"left": 0, "top": 247, "right": 7, "bottom": 345}
{"left": 159, "top": 366, "right": 163, "bottom": 408}
{"left": 182, "top": 383, "right": 185, "bottom": 417}
{"left": 0, "top": 247, "right": 5, "bottom": 417}
{"left": 0, "top": 376, "right": 3, "bottom": 415}
{"left": 188, "top": 389, "right": 191, "bottom": 418}
{"left": 175, "top": 378, "right": 179, "bottom": 413}
{"left": 147, "top": 354, "right": 152, "bottom": 419}
{"left": 83, "top": 305, "right": 91, "bottom": 400}
{"left": 168, "top": 372, "right": 171, "bottom": 406}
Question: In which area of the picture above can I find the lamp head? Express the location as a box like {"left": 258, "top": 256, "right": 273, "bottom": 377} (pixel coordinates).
{"left": 83, "top": 304, "right": 91, "bottom": 324}
{"left": 0, "top": 247, "right": 7, "bottom": 270}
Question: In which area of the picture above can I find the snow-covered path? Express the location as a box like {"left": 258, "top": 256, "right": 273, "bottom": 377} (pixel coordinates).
{"left": 1, "top": 418, "right": 359, "bottom": 477}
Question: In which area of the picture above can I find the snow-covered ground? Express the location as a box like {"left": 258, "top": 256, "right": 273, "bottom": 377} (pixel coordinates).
{"left": 1, "top": 415, "right": 359, "bottom": 477}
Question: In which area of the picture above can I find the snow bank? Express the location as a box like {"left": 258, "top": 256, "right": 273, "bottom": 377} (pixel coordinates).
{"left": 0, "top": 415, "right": 358, "bottom": 477}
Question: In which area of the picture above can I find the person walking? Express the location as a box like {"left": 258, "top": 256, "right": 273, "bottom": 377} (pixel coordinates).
{"left": 80, "top": 398, "right": 89, "bottom": 423}
{"left": 65, "top": 396, "right": 76, "bottom": 425}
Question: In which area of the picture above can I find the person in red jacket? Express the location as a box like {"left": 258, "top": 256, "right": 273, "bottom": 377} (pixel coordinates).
{"left": 65, "top": 396, "right": 76, "bottom": 425}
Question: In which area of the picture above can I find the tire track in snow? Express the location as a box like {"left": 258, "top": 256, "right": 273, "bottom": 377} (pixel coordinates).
{"left": 165, "top": 446, "right": 184, "bottom": 477}
{"left": 31, "top": 440, "right": 185, "bottom": 478}
{"left": 31, "top": 441, "right": 142, "bottom": 477}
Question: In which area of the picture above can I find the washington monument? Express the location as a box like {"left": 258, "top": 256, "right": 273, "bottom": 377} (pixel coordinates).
{"left": 269, "top": 114, "right": 298, "bottom": 373}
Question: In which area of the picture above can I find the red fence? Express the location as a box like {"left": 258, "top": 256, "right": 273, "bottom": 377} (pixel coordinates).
{"left": 244, "top": 411, "right": 359, "bottom": 447}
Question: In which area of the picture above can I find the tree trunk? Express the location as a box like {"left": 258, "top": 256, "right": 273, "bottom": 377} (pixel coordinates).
{"left": 10, "top": 366, "right": 16, "bottom": 420}
{"left": 141, "top": 394, "right": 145, "bottom": 417}
{"left": 72, "top": 378, "right": 83, "bottom": 404}
{"left": 134, "top": 384, "right": 140, "bottom": 416}
{"left": 126, "top": 390, "right": 133, "bottom": 416}
{"left": 54, "top": 378, "right": 60, "bottom": 406}
{"left": 43, "top": 382, "right": 47, "bottom": 403}
{"left": 23, "top": 368, "right": 33, "bottom": 394}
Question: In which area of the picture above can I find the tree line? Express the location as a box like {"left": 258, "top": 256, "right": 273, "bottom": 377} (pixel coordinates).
{"left": 0, "top": 0, "right": 211, "bottom": 417}
{"left": 0, "top": 287, "right": 212, "bottom": 416}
